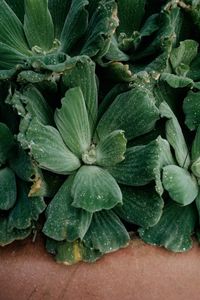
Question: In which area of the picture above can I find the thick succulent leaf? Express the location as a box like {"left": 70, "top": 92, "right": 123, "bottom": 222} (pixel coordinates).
{"left": 0, "top": 42, "right": 28, "bottom": 69}
{"left": 24, "top": 0, "right": 54, "bottom": 51}
{"left": 192, "top": 126, "right": 200, "bottom": 161}
{"left": 117, "top": 0, "right": 146, "bottom": 35}
{"left": 80, "top": 1, "right": 118, "bottom": 58}
{"left": 0, "top": 122, "right": 14, "bottom": 166}
{"left": 26, "top": 118, "right": 80, "bottom": 174}
{"left": 188, "top": 54, "right": 200, "bottom": 81}
{"left": 54, "top": 87, "right": 91, "bottom": 157}
{"left": 71, "top": 166, "right": 122, "bottom": 213}
{"left": 46, "top": 238, "right": 102, "bottom": 265}
{"left": 21, "top": 85, "right": 54, "bottom": 125}
{"left": 170, "top": 40, "right": 198, "bottom": 75}
{"left": 83, "top": 210, "right": 130, "bottom": 253}
{"left": 105, "top": 35, "right": 129, "bottom": 62}
{"left": 109, "top": 138, "right": 161, "bottom": 186}
{"left": 161, "top": 73, "right": 194, "bottom": 88}
{"left": 43, "top": 177, "right": 92, "bottom": 242}
{"left": 17, "top": 71, "right": 50, "bottom": 84}
{"left": 5, "top": 0, "right": 24, "bottom": 23}
{"left": 183, "top": 90, "right": 200, "bottom": 131}
{"left": 160, "top": 101, "right": 190, "bottom": 169}
{"left": 48, "top": 0, "right": 71, "bottom": 39}
{"left": 0, "top": 0, "right": 29, "bottom": 54}
{"left": 8, "top": 182, "right": 46, "bottom": 230}
{"left": 0, "top": 217, "right": 31, "bottom": 246}
{"left": 163, "top": 165, "right": 198, "bottom": 206}
{"left": 115, "top": 185, "right": 164, "bottom": 228}
{"left": 0, "top": 167, "right": 16, "bottom": 210}
{"left": 62, "top": 57, "right": 98, "bottom": 132}
{"left": 96, "top": 130, "right": 127, "bottom": 167}
{"left": 8, "top": 144, "right": 36, "bottom": 182}
{"left": 191, "top": 127, "right": 200, "bottom": 178}
{"left": 97, "top": 86, "right": 159, "bottom": 141}
{"left": 104, "top": 62, "right": 133, "bottom": 83}
{"left": 139, "top": 202, "right": 197, "bottom": 252}
{"left": 60, "top": 0, "right": 88, "bottom": 53}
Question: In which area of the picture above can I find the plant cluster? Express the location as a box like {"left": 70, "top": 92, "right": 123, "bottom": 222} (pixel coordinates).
{"left": 1, "top": 0, "right": 200, "bottom": 264}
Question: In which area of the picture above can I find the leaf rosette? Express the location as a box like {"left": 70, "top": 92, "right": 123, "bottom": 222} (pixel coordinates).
{"left": 18, "top": 58, "right": 164, "bottom": 264}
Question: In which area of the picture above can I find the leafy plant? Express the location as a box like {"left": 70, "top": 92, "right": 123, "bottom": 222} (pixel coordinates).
{"left": 1, "top": 0, "right": 200, "bottom": 265}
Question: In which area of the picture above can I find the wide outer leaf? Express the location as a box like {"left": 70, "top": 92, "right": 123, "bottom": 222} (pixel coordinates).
{"left": 96, "top": 130, "right": 127, "bottom": 167}
{"left": 71, "top": 166, "right": 122, "bottom": 213}
{"left": 43, "top": 177, "right": 92, "bottom": 242}
{"left": 0, "top": 42, "right": 27, "bottom": 69}
{"left": 163, "top": 165, "right": 199, "bottom": 206}
{"left": 170, "top": 40, "right": 198, "bottom": 73}
{"left": 54, "top": 87, "right": 91, "bottom": 157}
{"left": 8, "top": 182, "right": 46, "bottom": 230}
{"left": 60, "top": 0, "right": 88, "bottom": 53}
{"left": 62, "top": 57, "right": 98, "bottom": 132}
{"left": 26, "top": 118, "right": 80, "bottom": 174}
{"left": 97, "top": 86, "right": 159, "bottom": 141}
{"left": 109, "top": 138, "right": 161, "bottom": 187}
{"left": 80, "top": 0, "right": 118, "bottom": 58}
{"left": 46, "top": 239, "right": 102, "bottom": 265}
{"left": 21, "top": 85, "right": 54, "bottom": 126}
{"left": 115, "top": 185, "right": 164, "bottom": 228}
{"left": 139, "top": 202, "right": 197, "bottom": 252}
{"left": 0, "top": 167, "right": 16, "bottom": 210}
{"left": 117, "top": 0, "right": 146, "bottom": 35}
{"left": 0, "top": 217, "right": 31, "bottom": 246}
{"left": 0, "top": 122, "right": 14, "bottom": 166}
{"left": 24, "top": 0, "right": 54, "bottom": 51}
{"left": 160, "top": 101, "right": 190, "bottom": 169}
{"left": 0, "top": 0, "right": 29, "bottom": 54}
{"left": 83, "top": 210, "right": 130, "bottom": 253}
{"left": 161, "top": 73, "right": 194, "bottom": 88}
{"left": 183, "top": 90, "right": 200, "bottom": 131}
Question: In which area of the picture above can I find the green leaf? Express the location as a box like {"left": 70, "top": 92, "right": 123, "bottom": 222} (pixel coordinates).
{"left": 109, "top": 138, "right": 161, "bottom": 186}
{"left": 97, "top": 86, "right": 159, "bottom": 141}
{"left": 71, "top": 166, "right": 122, "bottom": 213}
{"left": 139, "top": 202, "right": 197, "bottom": 252}
{"left": 117, "top": 0, "right": 146, "bottom": 35}
{"left": 96, "top": 130, "right": 127, "bottom": 167}
{"left": 163, "top": 165, "right": 198, "bottom": 206}
{"left": 8, "top": 145, "right": 36, "bottom": 182}
{"left": 80, "top": 1, "right": 118, "bottom": 58}
{"left": 0, "top": 0, "right": 29, "bottom": 54}
{"left": 43, "top": 177, "right": 92, "bottom": 242}
{"left": 170, "top": 40, "right": 198, "bottom": 75}
{"left": 0, "top": 217, "right": 31, "bottom": 246}
{"left": 105, "top": 35, "right": 129, "bottom": 62}
{"left": 191, "top": 126, "right": 200, "bottom": 177}
{"left": 54, "top": 87, "right": 91, "bottom": 157}
{"left": 0, "top": 167, "right": 16, "bottom": 210}
{"left": 8, "top": 182, "right": 46, "bottom": 230}
{"left": 46, "top": 238, "right": 102, "bottom": 265}
{"left": 0, "top": 122, "right": 14, "bottom": 166}
{"left": 161, "top": 73, "right": 194, "bottom": 88}
{"left": 195, "top": 192, "right": 200, "bottom": 222}
{"left": 21, "top": 85, "right": 54, "bottom": 125}
{"left": 115, "top": 186, "right": 164, "bottom": 228}
{"left": 0, "top": 42, "right": 28, "bottom": 70}
{"left": 83, "top": 210, "right": 130, "bottom": 253}
{"left": 62, "top": 57, "right": 98, "bottom": 132}
{"left": 60, "top": 0, "right": 88, "bottom": 53}
{"left": 160, "top": 101, "right": 190, "bottom": 169}
{"left": 183, "top": 90, "right": 200, "bottom": 131}
{"left": 48, "top": 0, "right": 71, "bottom": 39}
{"left": 24, "top": 0, "right": 54, "bottom": 51}
{"left": 26, "top": 118, "right": 80, "bottom": 174}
